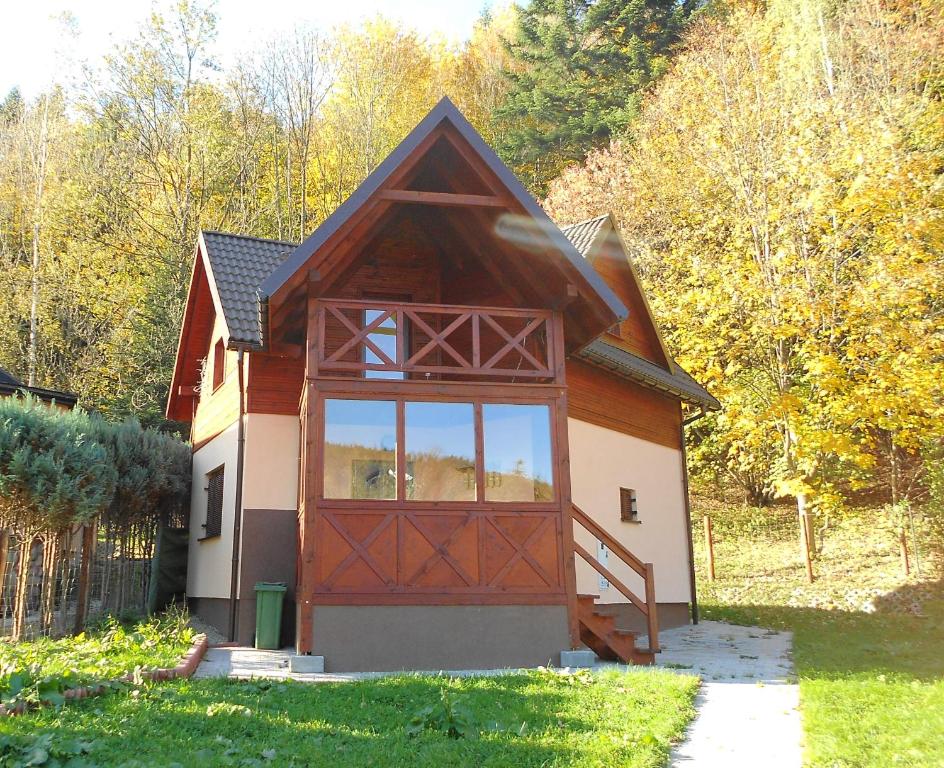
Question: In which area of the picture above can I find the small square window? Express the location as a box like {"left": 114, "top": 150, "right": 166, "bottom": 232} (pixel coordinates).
{"left": 203, "top": 466, "right": 224, "bottom": 538}
{"left": 620, "top": 487, "right": 639, "bottom": 522}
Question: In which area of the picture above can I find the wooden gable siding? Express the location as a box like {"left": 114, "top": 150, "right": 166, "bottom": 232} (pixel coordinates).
{"left": 192, "top": 315, "right": 241, "bottom": 449}
{"left": 591, "top": 241, "right": 668, "bottom": 366}
{"left": 566, "top": 359, "right": 681, "bottom": 449}
{"left": 168, "top": 254, "right": 216, "bottom": 421}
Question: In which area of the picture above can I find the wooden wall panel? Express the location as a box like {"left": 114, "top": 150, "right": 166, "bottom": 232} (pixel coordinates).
{"left": 311, "top": 506, "right": 566, "bottom": 603}
{"left": 191, "top": 315, "right": 240, "bottom": 448}
{"left": 566, "top": 359, "right": 681, "bottom": 449}
{"left": 247, "top": 353, "right": 305, "bottom": 415}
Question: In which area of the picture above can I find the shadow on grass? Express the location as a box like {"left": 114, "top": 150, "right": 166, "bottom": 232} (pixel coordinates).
{"left": 700, "top": 593, "right": 944, "bottom": 683}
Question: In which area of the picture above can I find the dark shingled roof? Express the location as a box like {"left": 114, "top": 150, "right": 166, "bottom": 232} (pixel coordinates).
{"left": 201, "top": 231, "right": 297, "bottom": 347}
{"left": 0, "top": 366, "right": 78, "bottom": 408}
{"left": 0, "top": 367, "right": 19, "bottom": 387}
{"left": 560, "top": 215, "right": 609, "bottom": 258}
{"left": 560, "top": 216, "right": 720, "bottom": 411}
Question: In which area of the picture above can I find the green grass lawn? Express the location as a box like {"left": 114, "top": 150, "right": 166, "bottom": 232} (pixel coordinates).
{"left": 693, "top": 500, "right": 944, "bottom": 767}
{"left": 0, "top": 669, "right": 698, "bottom": 767}
{"left": 0, "top": 609, "right": 194, "bottom": 711}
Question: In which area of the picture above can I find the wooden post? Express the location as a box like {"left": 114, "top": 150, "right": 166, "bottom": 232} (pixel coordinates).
{"left": 644, "top": 562, "right": 660, "bottom": 652}
{"left": 899, "top": 528, "right": 911, "bottom": 577}
{"left": 550, "top": 313, "right": 580, "bottom": 649}
{"left": 704, "top": 516, "right": 716, "bottom": 582}
{"left": 74, "top": 522, "right": 96, "bottom": 634}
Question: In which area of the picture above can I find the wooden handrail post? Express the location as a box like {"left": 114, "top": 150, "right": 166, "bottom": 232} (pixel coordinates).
{"left": 644, "top": 562, "right": 659, "bottom": 652}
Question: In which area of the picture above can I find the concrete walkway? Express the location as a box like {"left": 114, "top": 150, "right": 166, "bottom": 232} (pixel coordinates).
{"left": 654, "top": 621, "right": 802, "bottom": 768}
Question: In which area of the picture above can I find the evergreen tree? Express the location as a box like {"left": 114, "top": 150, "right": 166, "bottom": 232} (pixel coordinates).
{"left": 495, "top": 0, "right": 698, "bottom": 194}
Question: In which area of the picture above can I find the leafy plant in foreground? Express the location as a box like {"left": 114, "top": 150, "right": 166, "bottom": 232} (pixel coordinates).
{"left": 0, "top": 732, "right": 98, "bottom": 767}
{"left": 406, "top": 687, "right": 476, "bottom": 739}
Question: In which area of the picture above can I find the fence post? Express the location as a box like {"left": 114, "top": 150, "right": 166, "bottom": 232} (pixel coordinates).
{"left": 899, "top": 528, "right": 910, "bottom": 577}
{"left": 704, "top": 515, "right": 716, "bottom": 581}
{"left": 73, "top": 522, "right": 96, "bottom": 634}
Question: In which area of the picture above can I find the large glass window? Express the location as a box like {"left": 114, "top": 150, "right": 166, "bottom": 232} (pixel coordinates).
{"left": 405, "top": 402, "right": 476, "bottom": 501}
{"left": 483, "top": 404, "right": 554, "bottom": 502}
{"left": 363, "top": 309, "right": 404, "bottom": 380}
{"left": 323, "top": 399, "right": 397, "bottom": 499}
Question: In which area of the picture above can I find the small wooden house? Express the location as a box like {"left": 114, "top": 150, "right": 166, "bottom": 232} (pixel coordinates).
{"left": 167, "top": 99, "right": 718, "bottom": 671}
{"left": 0, "top": 366, "right": 77, "bottom": 409}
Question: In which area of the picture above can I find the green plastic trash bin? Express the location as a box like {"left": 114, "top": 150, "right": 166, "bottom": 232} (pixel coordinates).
{"left": 254, "top": 582, "right": 287, "bottom": 650}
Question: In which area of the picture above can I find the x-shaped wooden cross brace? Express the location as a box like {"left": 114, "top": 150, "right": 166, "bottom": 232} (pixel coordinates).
{"left": 403, "top": 512, "right": 477, "bottom": 586}
{"left": 404, "top": 310, "right": 472, "bottom": 369}
{"left": 321, "top": 513, "right": 396, "bottom": 588}
{"left": 480, "top": 314, "right": 548, "bottom": 372}
{"left": 486, "top": 515, "right": 557, "bottom": 587}
{"left": 323, "top": 306, "right": 397, "bottom": 366}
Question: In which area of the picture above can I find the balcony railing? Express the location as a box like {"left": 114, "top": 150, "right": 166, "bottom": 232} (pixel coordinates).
{"left": 309, "top": 299, "right": 560, "bottom": 382}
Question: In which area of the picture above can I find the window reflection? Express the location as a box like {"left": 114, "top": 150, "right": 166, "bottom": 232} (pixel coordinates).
{"left": 483, "top": 404, "right": 554, "bottom": 502}
{"left": 323, "top": 399, "right": 397, "bottom": 499}
{"left": 405, "top": 402, "right": 476, "bottom": 501}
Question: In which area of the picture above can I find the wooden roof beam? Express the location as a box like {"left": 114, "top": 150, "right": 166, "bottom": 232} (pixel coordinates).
{"left": 377, "top": 190, "right": 505, "bottom": 207}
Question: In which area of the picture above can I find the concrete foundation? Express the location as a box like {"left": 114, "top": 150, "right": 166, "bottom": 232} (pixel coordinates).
{"left": 310, "top": 604, "right": 571, "bottom": 672}
{"left": 289, "top": 655, "right": 325, "bottom": 673}
{"left": 560, "top": 649, "right": 596, "bottom": 668}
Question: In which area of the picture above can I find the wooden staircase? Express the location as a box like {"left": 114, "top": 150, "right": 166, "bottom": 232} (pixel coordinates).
{"left": 577, "top": 594, "right": 655, "bottom": 665}
{"left": 570, "top": 504, "right": 660, "bottom": 665}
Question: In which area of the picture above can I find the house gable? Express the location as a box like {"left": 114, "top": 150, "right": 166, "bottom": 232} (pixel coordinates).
{"left": 260, "top": 97, "right": 627, "bottom": 354}
{"left": 562, "top": 214, "right": 721, "bottom": 414}
{"left": 562, "top": 214, "right": 672, "bottom": 369}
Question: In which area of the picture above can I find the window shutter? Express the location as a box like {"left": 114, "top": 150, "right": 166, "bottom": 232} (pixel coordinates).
{"left": 620, "top": 487, "right": 638, "bottom": 522}
{"left": 205, "top": 466, "right": 224, "bottom": 538}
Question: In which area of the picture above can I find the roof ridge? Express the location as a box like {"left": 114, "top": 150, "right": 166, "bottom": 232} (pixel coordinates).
{"left": 202, "top": 230, "right": 298, "bottom": 248}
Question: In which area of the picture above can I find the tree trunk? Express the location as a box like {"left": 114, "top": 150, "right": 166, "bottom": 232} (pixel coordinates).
{"left": 56, "top": 530, "right": 71, "bottom": 636}
{"left": 0, "top": 529, "right": 9, "bottom": 621}
{"left": 39, "top": 532, "right": 60, "bottom": 634}
{"left": 12, "top": 537, "right": 34, "bottom": 640}
{"left": 74, "top": 522, "right": 96, "bottom": 634}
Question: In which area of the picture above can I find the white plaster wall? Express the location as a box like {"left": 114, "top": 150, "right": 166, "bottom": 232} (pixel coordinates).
{"left": 568, "top": 418, "right": 692, "bottom": 604}
{"left": 242, "top": 414, "right": 300, "bottom": 511}
{"left": 188, "top": 422, "right": 238, "bottom": 598}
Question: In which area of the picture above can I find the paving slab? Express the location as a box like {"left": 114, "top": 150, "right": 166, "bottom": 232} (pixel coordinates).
{"left": 193, "top": 647, "right": 531, "bottom": 682}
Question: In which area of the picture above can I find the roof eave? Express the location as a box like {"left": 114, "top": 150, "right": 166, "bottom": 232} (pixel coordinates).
{"left": 578, "top": 341, "right": 721, "bottom": 411}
